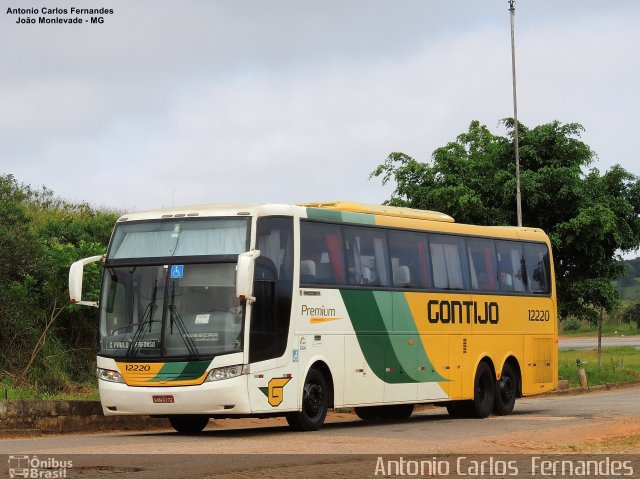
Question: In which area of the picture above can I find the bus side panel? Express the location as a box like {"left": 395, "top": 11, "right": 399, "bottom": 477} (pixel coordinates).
{"left": 522, "top": 335, "right": 556, "bottom": 395}
{"left": 247, "top": 357, "right": 300, "bottom": 413}
{"left": 344, "top": 334, "right": 385, "bottom": 405}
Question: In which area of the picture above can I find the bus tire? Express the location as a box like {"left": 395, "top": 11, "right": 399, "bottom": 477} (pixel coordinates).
{"left": 445, "top": 402, "right": 469, "bottom": 418}
{"left": 494, "top": 363, "right": 517, "bottom": 415}
{"left": 286, "top": 368, "right": 329, "bottom": 431}
{"left": 355, "top": 404, "right": 414, "bottom": 421}
{"left": 169, "top": 415, "right": 209, "bottom": 433}
{"left": 354, "top": 406, "right": 382, "bottom": 420}
{"left": 469, "top": 361, "right": 495, "bottom": 418}
{"left": 378, "top": 404, "right": 414, "bottom": 420}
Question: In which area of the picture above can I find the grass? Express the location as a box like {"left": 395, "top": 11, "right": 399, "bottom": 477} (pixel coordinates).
{"left": 559, "top": 321, "right": 639, "bottom": 337}
{"left": 559, "top": 346, "right": 640, "bottom": 388}
{"left": 596, "top": 433, "right": 640, "bottom": 450}
{"left": 0, "top": 379, "right": 98, "bottom": 401}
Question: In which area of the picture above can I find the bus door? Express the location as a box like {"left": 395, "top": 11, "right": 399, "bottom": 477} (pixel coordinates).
{"left": 247, "top": 217, "right": 297, "bottom": 412}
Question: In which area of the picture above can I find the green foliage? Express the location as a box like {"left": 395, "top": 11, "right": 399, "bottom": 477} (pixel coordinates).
{"left": 0, "top": 174, "right": 118, "bottom": 393}
{"left": 371, "top": 120, "right": 640, "bottom": 324}
{"left": 562, "top": 318, "right": 581, "bottom": 331}
{"left": 559, "top": 347, "right": 640, "bottom": 388}
{"left": 615, "top": 257, "right": 640, "bottom": 295}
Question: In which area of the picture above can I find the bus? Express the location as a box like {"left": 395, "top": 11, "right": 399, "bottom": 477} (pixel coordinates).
{"left": 69, "top": 201, "right": 557, "bottom": 433}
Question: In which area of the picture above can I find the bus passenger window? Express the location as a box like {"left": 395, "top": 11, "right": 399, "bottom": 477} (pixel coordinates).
{"left": 524, "top": 243, "right": 550, "bottom": 294}
{"left": 495, "top": 241, "right": 526, "bottom": 293}
{"left": 388, "top": 230, "right": 431, "bottom": 289}
{"left": 300, "top": 222, "right": 346, "bottom": 285}
{"left": 467, "top": 238, "right": 498, "bottom": 291}
{"left": 429, "top": 235, "right": 467, "bottom": 290}
{"left": 343, "top": 226, "right": 390, "bottom": 287}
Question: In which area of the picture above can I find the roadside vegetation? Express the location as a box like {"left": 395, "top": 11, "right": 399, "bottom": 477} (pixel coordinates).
{"left": 559, "top": 346, "right": 640, "bottom": 388}
{"left": 0, "top": 174, "right": 117, "bottom": 399}
{"left": 560, "top": 321, "right": 638, "bottom": 337}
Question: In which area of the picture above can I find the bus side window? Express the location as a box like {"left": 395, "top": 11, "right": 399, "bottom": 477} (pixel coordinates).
{"left": 524, "top": 243, "right": 550, "bottom": 294}
{"left": 495, "top": 241, "right": 526, "bottom": 293}
{"left": 343, "top": 226, "right": 390, "bottom": 287}
{"left": 300, "top": 222, "right": 346, "bottom": 285}
{"left": 388, "top": 230, "right": 431, "bottom": 289}
{"left": 429, "top": 234, "right": 468, "bottom": 290}
{"left": 467, "top": 238, "right": 498, "bottom": 291}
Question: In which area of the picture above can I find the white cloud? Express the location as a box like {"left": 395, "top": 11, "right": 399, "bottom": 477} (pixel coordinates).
{"left": 1, "top": 1, "right": 638, "bottom": 212}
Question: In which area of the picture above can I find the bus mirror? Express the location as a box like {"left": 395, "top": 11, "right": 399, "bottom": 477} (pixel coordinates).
{"left": 69, "top": 255, "right": 104, "bottom": 308}
{"left": 236, "top": 250, "right": 261, "bottom": 302}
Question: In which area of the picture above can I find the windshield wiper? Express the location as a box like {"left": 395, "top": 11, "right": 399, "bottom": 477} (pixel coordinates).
{"left": 126, "top": 280, "right": 158, "bottom": 359}
{"left": 168, "top": 282, "right": 200, "bottom": 360}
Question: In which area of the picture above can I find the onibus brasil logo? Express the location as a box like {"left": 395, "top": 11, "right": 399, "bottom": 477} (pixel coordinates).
{"left": 8, "top": 455, "right": 72, "bottom": 478}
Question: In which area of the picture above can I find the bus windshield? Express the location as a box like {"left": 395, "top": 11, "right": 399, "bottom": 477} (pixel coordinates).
{"left": 99, "top": 218, "right": 249, "bottom": 359}
{"left": 108, "top": 218, "right": 248, "bottom": 259}
{"left": 100, "top": 263, "right": 242, "bottom": 359}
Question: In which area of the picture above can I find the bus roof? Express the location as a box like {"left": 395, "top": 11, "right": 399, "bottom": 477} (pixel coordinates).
{"left": 300, "top": 201, "right": 455, "bottom": 223}
{"left": 115, "top": 202, "right": 548, "bottom": 243}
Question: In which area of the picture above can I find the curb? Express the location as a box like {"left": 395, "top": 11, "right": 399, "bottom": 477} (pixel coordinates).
{"left": 540, "top": 380, "right": 640, "bottom": 397}
{"left": 0, "top": 400, "right": 168, "bottom": 436}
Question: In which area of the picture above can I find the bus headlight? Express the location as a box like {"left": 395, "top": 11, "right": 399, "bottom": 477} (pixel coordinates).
{"left": 207, "top": 365, "right": 245, "bottom": 382}
{"left": 97, "top": 368, "right": 124, "bottom": 383}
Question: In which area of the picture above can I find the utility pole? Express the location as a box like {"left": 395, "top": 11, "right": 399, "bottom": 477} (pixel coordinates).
{"left": 509, "top": 0, "right": 522, "bottom": 227}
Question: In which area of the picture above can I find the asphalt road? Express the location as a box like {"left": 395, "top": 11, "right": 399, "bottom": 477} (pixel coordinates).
{"left": 1, "top": 386, "right": 639, "bottom": 478}
{"left": 559, "top": 336, "right": 640, "bottom": 350}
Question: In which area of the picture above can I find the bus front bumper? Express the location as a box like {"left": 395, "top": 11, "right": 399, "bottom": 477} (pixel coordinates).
{"left": 98, "top": 374, "right": 251, "bottom": 416}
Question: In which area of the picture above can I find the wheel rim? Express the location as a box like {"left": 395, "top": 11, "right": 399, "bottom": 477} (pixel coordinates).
{"left": 303, "top": 383, "right": 324, "bottom": 419}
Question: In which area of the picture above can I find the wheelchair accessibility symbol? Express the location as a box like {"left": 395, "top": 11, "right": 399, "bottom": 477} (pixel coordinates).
{"left": 170, "top": 265, "right": 184, "bottom": 279}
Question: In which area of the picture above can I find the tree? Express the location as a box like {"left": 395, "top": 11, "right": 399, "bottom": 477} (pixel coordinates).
{"left": 0, "top": 174, "right": 118, "bottom": 391}
{"left": 371, "top": 120, "right": 640, "bottom": 364}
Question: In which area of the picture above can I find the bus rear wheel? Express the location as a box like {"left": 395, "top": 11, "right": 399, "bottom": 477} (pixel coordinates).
{"left": 494, "top": 363, "right": 518, "bottom": 415}
{"left": 355, "top": 404, "right": 414, "bottom": 421}
{"left": 469, "top": 361, "right": 495, "bottom": 418}
{"left": 354, "top": 406, "right": 381, "bottom": 420}
{"left": 286, "top": 368, "right": 328, "bottom": 431}
{"left": 445, "top": 402, "right": 469, "bottom": 418}
{"left": 169, "top": 415, "right": 209, "bottom": 433}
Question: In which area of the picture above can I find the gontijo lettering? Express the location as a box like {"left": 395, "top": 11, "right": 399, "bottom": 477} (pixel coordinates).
{"left": 428, "top": 299, "right": 499, "bottom": 324}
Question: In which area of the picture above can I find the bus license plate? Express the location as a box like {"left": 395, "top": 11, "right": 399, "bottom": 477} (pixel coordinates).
{"left": 153, "top": 395, "right": 174, "bottom": 403}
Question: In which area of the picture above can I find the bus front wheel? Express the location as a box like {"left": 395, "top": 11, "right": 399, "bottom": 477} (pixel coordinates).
{"left": 286, "top": 368, "right": 329, "bottom": 431}
{"left": 169, "top": 415, "right": 209, "bottom": 433}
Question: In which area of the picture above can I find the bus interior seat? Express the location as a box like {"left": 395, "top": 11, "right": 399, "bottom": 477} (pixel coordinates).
{"left": 316, "top": 262, "right": 333, "bottom": 283}
{"left": 361, "top": 266, "right": 372, "bottom": 284}
{"left": 300, "top": 260, "right": 316, "bottom": 283}
{"left": 393, "top": 265, "right": 411, "bottom": 287}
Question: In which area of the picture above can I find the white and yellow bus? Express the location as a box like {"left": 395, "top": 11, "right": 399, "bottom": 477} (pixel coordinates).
{"left": 69, "top": 202, "right": 557, "bottom": 432}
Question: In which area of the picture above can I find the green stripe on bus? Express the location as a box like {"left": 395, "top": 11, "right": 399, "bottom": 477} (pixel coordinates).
{"left": 306, "top": 208, "right": 375, "bottom": 225}
{"left": 151, "top": 360, "right": 210, "bottom": 382}
{"left": 341, "top": 289, "right": 415, "bottom": 384}
{"left": 392, "top": 292, "right": 445, "bottom": 382}
{"left": 340, "top": 290, "right": 445, "bottom": 384}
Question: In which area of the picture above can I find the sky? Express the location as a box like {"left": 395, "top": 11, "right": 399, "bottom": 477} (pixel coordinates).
{"left": 1, "top": 1, "right": 639, "bottom": 214}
